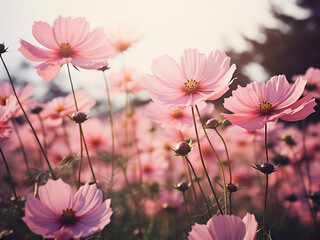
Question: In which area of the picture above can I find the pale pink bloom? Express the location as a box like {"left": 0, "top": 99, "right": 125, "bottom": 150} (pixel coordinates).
{"left": 108, "top": 67, "right": 144, "bottom": 94}
{"left": 19, "top": 16, "right": 111, "bottom": 82}
{"left": 23, "top": 178, "right": 112, "bottom": 239}
{"left": 104, "top": 22, "right": 143, "bottom": 58}
{"left": 0, "top": 95, "right": 18, "bottom": 142}
{"left": 41, "top": 90, "right": 95, "bottom": 121}
{"left": 293, "top": 67, "right": 320, "bottom": 98}
{"left": 144, "top": 101, "right": 211, "bottom": 132}
{"left": 0, "top": 82, "right": 33, "bottom": 116}
{"left": 144, "top": 49, "right": 236, "bottom": 108}
{"left": 223, "top": 75, "right": 317, "bottom": 131}
{"left": 188, "top": 213, "right": 258, "bottom": 240}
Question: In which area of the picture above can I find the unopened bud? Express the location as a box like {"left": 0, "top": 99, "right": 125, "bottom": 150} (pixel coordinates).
{"left": 253, "top": 162, "right": 276, "bottom": 174}
{"left": 30, "top": 106, "right": 43, "bottom": 114}
{"left": 226, "top": 183, "right": 239, "bottom": 193}
{"left": 174, "top": 141, "right": 192, "bottom": 157}
{"left": 205, "top": 118, "right": 219, "bottom": 129}
{"left": 71, "top": 111, "right": 87, "bottom": 123}
{"left": 0, "top": 43, "right": 7, "bottom": 54}
{"left": 176, "top": 181, "right": 191, "bottom": 192}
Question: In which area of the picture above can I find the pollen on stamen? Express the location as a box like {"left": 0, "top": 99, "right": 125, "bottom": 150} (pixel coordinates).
{"left": 0, "top": 95, "right": 9, "bottom": 106}
{"left": 184, "top": 79, "right": 198, "bottom": 94}
{"left": 61, "top": 208, "right": 77, "bottom": 225}
{"left": 59, "top": 42, "right": 73, "bottom": 58}
{"left": 171, "top": 108, "right": 183, "bottom": 119}
{"left": 259, "top": 101, "right": 272, "bottom": 115}
{"left": 56, "top": 104, "right": 65, "bottom": 113}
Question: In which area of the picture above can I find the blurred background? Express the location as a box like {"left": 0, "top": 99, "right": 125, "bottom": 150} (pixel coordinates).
{"left": 1, "top": 0, "right": 319, "bottom": 115}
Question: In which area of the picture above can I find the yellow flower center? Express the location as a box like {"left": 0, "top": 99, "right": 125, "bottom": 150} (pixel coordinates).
{"left": 184, "top": 79, "right": 198, "bottom": 94}
{"left": 125, "top": 74, "right": 131, "bottom": 82}
{"left": 171, "top": 108, "right": 183, "bottom": 119}
{"left": 143, "top": 163, "right": 153, "bottom": 173}
{"left": 0, "top": 95, "right": 9, "bottom": 106}
{"left": 116, "top": 42, "right": 131, "bottom": 52}
{"left": 59, "top": 42, "right": 73, "bottom": 58}
{"left": 61, "top": 208, "right": 77, "bottom": 225}
{"left": 259, "top": 101, "right": 272, "bottom": 115}
{"left": 56, "top": 104, "right": 65, "bottom": 113}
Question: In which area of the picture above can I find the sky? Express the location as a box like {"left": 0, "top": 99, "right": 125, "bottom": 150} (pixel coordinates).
{"left": 0, "top": 0, "right": 302, "bottom": 102}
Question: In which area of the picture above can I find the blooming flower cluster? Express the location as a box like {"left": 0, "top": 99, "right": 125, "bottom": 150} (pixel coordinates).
{"left": 0, "top": 14, "right": 319, "bottom": 240}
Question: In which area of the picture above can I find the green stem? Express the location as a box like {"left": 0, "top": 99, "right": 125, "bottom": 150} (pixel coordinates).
{"left": 0, "top": 147, "right": 19, "bottom": 204}
{"left": 37, "top": 113, "right": 47, "bottom": 153}
{"left": 191, "top": 106, "right": 223, "bottom": 215}
{"left": 66, "top": 64, "right": 96, "bottom": 184}
{"left": 11, "top": 119, "right": 30, "bottom": 171}
{"left": 102, "top": 71, "right": 116, "bottom": 196}
{"left": 263, "top": 123, "right": 269, "bottom": 240}
{"left": 185, "top": 156, "right": 211, "bottom": 218}
{"left": 0, "top": 55, "right": 54, "bottom": 179}
{"left": 77, "top": 123, "right": 84, "bottom": 188}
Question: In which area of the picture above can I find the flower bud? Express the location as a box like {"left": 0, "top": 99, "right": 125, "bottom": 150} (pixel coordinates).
{"left": 205, "top": 118, "right": 219, "bottom": 129}
{"left": 0, "top": 43, "right": 7, "bottom": 54}
{"left": 272, "top": 154, "right": 290, "bottom": 166}
{"left": 30, "top": 106, "right": 43, "bottom": 114}
{"left": 176, "top": 181, "right": 191, "bottom": 192}
{"left": 253, "top": 162, "right": 276, "bottom": 174}
{"left": 71, "top": 111, "right": 87, "bottom": 123}
{"left": 174, "top": 141, "right": 192, "bottom": 157}
{"left": 226, "top": 183, "right": 239, "bottom": 193}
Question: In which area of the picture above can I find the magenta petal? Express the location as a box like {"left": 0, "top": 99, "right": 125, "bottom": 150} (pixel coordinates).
{"left": 242, "top": 213, "right": 258, "bottom": 240}
{"left": 188, "top": 223, "right": 212, "bottom": 240}
{"left": 38, "top": 179, "right": 74, "bottom": 214}
{"left": 207, "top": 215, "right": 246, "bottom": 240}
{"left": 73, "top": 184, "right": 103, "bottom": 216}
{"left": 32, "top": 21, "right": 58, "bottom": 50}
{"left": 19, "top": 40, "right": 57, "bottom": 62}
{"left": 53, "top": 16, "right": 90, "bottom": 45}
{"left": 23, "top": 194, "right": 60, "bottom": 236}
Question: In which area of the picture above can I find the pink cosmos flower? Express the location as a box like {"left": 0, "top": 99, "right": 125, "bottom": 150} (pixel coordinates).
{"left": 188, "top": 213, "right": 258, "bottom": 240}
{"left": 41, "top": 90, "right": 96, "bottom": 121}
{"left": 144, "top": 49, "right": 236, "bottom": 108}
{"left": 0, "top": 82, "right": 33, "bottom": 117}
{"left": 104, "top": 22, "right": 143, "bottom": 58}
{"left": 223, "top": 75, "right": 317, "bottom": 131}
{"left": 0, "top": 95, "right": 18, "bottom": 142}
{"left": 23, "top": 178, "right": 113, "bottom": 239}
{"left": 19, "top": 15, "right": 111, "bottom": 82}
{"left": 107, "top": 67, "right": 144, "bottom": 94}
{"left": 292, "top": 67, "right": 320, "bottom": 98}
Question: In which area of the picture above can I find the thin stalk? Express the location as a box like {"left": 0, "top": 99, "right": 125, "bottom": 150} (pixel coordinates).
{"left": 66, "top": 64, "right": 96, "bottom": 184}
{"left": 194, "top": 105, "right": 228, "bottom": 214}
{"left": 0, "top": 55, "right": 54, "bottom": 179}
{"left": 79, "top": 124, "right": 97, "bottom": 184}
{"left": 263, "top": 123, "right": 269, "bottom": 240}
{"left": 187, "top": 163, "right": 198, "bottom": 202}
{"left": 191, "top": 106, "right": 223, "bottom": 215}
{"left": 185, "top": 156, "right": 211, "bottom": 218}
{"left": 77, "top": 124, "right": 84, "bottom": 188}
{"left": 0, "top": 147, "right": 19, "bottom": 204}
{"left": 11, "top": 119, "right": 30, "bottom": 171}
{"left": 183, "top": 191, "right": 192, "bottom": 229}
{"left": 102, "top": 71, "right": 117, "bottom": 195}
{"left": 263, "top": 174, "right": 269, "bottom": 240}
{"left": 37, "top": 113, "right": 47, "bottom": 153}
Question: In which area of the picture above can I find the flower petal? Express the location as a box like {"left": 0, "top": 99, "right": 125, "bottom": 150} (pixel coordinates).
{"left": 22, "top": 194, "right": 60, "bottom": 236}
{"left": 38, "top": 179, "right": 74, "bottom": 215}
{"left": 53, "top": 16, "right": 90, "bottom": 46}
{"left": 180, "top": 49, "right": 206, "bottom": 82}
{"left": 188, "top": 223, "right": 212, "bottom": 240}
{"left": 242, "top": 213, "right": 258, "bottom": 240}
{"left": 19, "top": 39, "right": 57, "bottom": 62}
{"left": 73, "top": 184, "right": 102, "bottom": 216}
{"left": 32, "top": 21, "right": 59, "bottom": 50}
